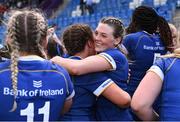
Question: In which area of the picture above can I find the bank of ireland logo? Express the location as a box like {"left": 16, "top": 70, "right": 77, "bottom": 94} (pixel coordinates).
{"left": 33, "top": 80, "right": 42, "bottom": 88}
{"left": 156, "top": 42, "right": 160, "bottom": 46}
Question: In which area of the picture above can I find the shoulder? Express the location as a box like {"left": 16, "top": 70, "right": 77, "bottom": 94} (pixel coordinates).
{"left": 149, "top": 57, "right": 177, "bottom": 81}
{"left": 124, "top": 32, "right": 144, "bottom": 39}
{"left": 151, "top": 57, "right": 177, "bottom": 74}
{"left": 45, "top": 60, "right": 70, "bottom": 76}
{"left": 155, "top": 57, "right": 175, "bottom": 68}
{"left": 123, "top": 32, "right": 145, "bottom": 46}
{"left": 99, "top": 49, "right": 128, "bottom": 70}
{"left": 101, "top": 48, "right": 127, "bottom": 61}
{"left": 0, "top": 60, "right": 10, "bottom": 73}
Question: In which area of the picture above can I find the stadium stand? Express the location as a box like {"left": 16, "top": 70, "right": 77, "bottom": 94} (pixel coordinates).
{"left": 51, "top": 0, "right": 178, "bottom": 36}
{"left": 0, "top": 0, "right": 179, "bottom": 44}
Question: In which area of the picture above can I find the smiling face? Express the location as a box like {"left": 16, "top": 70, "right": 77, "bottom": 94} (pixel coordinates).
{"left": 94, "top": 23, "right": 120, "bottom": 52}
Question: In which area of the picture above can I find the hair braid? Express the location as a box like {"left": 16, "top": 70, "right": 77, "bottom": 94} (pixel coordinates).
{"left": 7, "top": 9, "right": 48, "bottom": 112}
{"left": 162, "top": 48, "right": 180, "bottom": 58}
{"left": 36, "top": 13, "right": 48, "bottom": 59}
{"left": 28, "top": 11, "right": 47, "bottom": 58}
{"left": 9, "top": 15, "right": 20, "bottom": 112}
{"left": 9, "top": 42, "right": 19, "bottom": 112}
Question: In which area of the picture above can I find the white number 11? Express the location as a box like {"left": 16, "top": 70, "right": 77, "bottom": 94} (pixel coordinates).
{"left": 20, "top": 101, "right": 50, "bottom": 122}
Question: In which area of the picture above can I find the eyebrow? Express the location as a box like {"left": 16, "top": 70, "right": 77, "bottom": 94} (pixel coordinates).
{"left": 95, "top": 30, "right": 108, "bottom": 35}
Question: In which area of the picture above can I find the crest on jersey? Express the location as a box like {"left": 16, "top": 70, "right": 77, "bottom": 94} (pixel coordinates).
{"left": 155, "top": 42, "right": 160, "bottom": 46}
{"left": 33, "top": 80, "right": 42, "bottom": 88}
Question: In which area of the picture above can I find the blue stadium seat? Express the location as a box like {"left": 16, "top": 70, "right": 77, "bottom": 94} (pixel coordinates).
{"left": 39, "top": 0, "right": 176, "bottom": 36}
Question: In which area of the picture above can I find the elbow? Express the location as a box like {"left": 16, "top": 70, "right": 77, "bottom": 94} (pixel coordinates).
{"left": 131, "top": 99, "right": 144, "bottom": 115}
{"left": 131, "top": 100, "right": 154, "bottom": 120}
{"left": 70, "top": 67, "right": 82, "bottom": 75}
{"left": 61, "top": 98, "right": 73, "bottom": 115}
{"left": 70, "top": 68, "right": 80, "bottom": 75}
{"left": 120, "top": 94, "right": 131, "bottom": 108}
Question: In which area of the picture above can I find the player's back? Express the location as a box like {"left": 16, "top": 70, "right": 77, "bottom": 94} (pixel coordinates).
{"left": 0, "top": 57, "right": 73, "bottom": 121}
{"left": 61, "top": 56, "right": 113, "bottom": 121}
{"left": 153, "top": 57, "right": 180, "bottom": 120}
{"left": 123, "top": 31, "right": 167, "bottom": 96}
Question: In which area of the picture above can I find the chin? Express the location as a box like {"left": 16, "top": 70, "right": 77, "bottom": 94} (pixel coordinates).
{"left": 96, "top": 47, "right": 108, "bottom": 52}
{"left": 95, "top": 49, "right": 102, "bottom": 53}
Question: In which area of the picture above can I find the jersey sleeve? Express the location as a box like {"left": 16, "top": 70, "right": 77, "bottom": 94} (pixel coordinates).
{"left": 98, "top": 52, "right": 116, "bottom": 70}
{"left": 93, "top": 78, "right": 114, "bottom": 97}
{"left": 83, "top": 72, "right": 114, "bottom": 97}
{"left": 148, "top": 58, "right": 166, "bottom": 81}
{"left": 98, "top": 49, "right": 128, "bottom": 71}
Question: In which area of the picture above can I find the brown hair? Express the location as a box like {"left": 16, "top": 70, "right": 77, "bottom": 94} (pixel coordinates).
{"left": 62, "top": 24, "right": 94, "bottom": 56}
{"left": 126, "top": 6, "right": 173, "bottom": 52}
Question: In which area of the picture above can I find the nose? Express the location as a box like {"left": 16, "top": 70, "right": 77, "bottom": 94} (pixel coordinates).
{"left": 94, "top": 37, "right": 101, "bottom": 45}
{"left": 94, "top": 33, "right": 101, "bottom": 41}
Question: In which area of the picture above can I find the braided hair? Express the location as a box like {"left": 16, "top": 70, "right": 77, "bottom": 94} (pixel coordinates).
{"left": 162, "top": 48, "right": 180, "bottom": 58}
{"left": 126, "top": 6, "right": 173, "bottom": 52}
{"left": 7, "top": 9, "right": 48, "bottom": 112}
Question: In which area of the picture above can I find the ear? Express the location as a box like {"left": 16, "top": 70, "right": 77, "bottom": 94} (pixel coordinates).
{"left": 114, "top": 37, "right": 122, "bottom": 46}
{"left": 87, "top": 39, "right": 95, "bottom": 48}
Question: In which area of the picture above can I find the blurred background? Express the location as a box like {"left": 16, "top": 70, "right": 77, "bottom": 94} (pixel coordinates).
{"left": 0, "top": 0, "right": 179, "bottom": 44}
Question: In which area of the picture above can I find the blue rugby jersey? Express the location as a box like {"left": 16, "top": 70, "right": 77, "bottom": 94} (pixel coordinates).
{"left": 0, "top": 55, "right": 74, "bottom": 121}
{"left": 95, "top": 48, "right": 133, "bottom": 121}
{"left": 123, "top": 31, "right": 167, "bottom": 96}
{"left": 61, "top": 56, "right": 114, "bottom": 121}
{"left": 149, "top": 57, "right": 180, "bottom": 121}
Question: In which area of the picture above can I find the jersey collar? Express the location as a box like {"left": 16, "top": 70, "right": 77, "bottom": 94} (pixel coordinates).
{"left": 18, "top": 55, "right": 45, "bottom": 61}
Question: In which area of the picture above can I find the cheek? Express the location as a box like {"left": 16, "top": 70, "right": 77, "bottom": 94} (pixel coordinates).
{"left": 103, "top": 39, "right": 114, "bottom": 47}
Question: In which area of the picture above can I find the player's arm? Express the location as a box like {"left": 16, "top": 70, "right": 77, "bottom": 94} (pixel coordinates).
{"left": 101, "top": 82, "right": 131, "bottom": 108}
{"left": 131, "top": 70, "right": 162, "bottom": 121}
{"left": 51, "top": 55, "right": 112, "bottom": 75}
{"left": 61, "top": 98, "right": 73, "bottom": 115}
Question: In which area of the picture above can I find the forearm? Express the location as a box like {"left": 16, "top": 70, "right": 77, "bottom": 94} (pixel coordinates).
{"left": 51, "top": 56, "right": 80, "bottom": 75}
{"left": 51, "top": 55, "right": 112, "bottom": 75}
{"left": 102, "top": 83, "right": 131, "bottom": 108}
{"left": 61, "top": 98, "right": 73, "bottom": 115}
{"left": 135, "top": 107, "right": 159, "bottom": 121}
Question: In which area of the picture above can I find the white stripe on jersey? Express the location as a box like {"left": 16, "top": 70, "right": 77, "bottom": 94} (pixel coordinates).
{"left": 149, "top": 65, "right": 164, "bottom": 81}
{"left": 98, "top": 53, "right": 116, "bottom": 70}
{"left": 93, "top": 79, "right": 114, "bottom": 97}
{"left": 66, "top": 90, "right": 75, "bottom": 100}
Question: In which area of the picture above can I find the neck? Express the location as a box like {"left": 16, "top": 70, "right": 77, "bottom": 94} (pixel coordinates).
{"left": 74, "top": 51, "right": 88, "bottom": 59}
{"left": 19, "top": 52, "right": 39, "bottom": 57}
{"left": 73, "top": 43, "right": 94, "bottom": 58}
